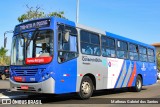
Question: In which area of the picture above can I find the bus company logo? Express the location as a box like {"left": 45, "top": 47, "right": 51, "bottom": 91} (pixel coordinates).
{"left": 82, "top": 56, "right": 102, "bottom": 62}
{"left": 141, "top": 63, "right": 146, "bottom": 71}
{"left": 24, "top": 70, "right": 27, "bottom": 75}
{"left": 108, "top": 61, "right": 112, "bottom": 67}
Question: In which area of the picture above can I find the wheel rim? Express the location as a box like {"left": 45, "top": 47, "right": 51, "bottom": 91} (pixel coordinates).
{"left": 81, "top": 81, "right": 91, "bottom": 94}
{"left": 137, "top": 79, "right": 141, "bottom": 89}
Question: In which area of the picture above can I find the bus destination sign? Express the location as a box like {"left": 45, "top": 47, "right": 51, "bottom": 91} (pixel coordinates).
{"left": 15, "top": 19, "right": 50, "bottom": 32}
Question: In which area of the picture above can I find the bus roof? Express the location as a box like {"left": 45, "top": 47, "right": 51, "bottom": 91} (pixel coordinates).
{"left": 76, "top": 22, "right": 155, "bottom": 49}
{"left": 15, "top": 17, "right": 155, "bottom": 49}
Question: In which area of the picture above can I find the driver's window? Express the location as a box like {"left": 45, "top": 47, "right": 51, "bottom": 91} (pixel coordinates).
{"left": 58, "top": 25, "right": 78, "bottom": 63}
{"left": 33, "top": 30, "right": 52, "bottom": 57}
{"left": 35, "top": 43, "right": 42, "bottom": 57}
{"left": 11, "top": 37, "right": 17, "bottom": 65}
{"left": 27, "top": 40, "right": 33, "bottom": 58}
{"left": 17, "top": 37, "right": 24, "bottom": 64}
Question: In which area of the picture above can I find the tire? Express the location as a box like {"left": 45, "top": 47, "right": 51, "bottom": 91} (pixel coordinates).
{"left": 1, "top": 74, "right": 6, "bottom": 80}
{"left": 133, "top": 75, "right": 142, "bottom": 92}
{"left": 78, "top": 76, "right": 94, "bottom": 99}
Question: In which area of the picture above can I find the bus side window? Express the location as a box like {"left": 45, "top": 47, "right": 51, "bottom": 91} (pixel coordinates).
{"left": 148, "top": 48, "right": 155, "bottom": 62}
{"left": 80, "top": 30, "right": 100, "bottom": 56}
{"left": 85, "top": 45, "right": 93, "bottom": 55}
{"left": 116, "top": 40, "right": 128, "bottom": 59}
{"left": 101, "top": 36, "right": 116, "bottom": 58}
{"left": 139, "top": 46, "right": 147, "bottom": 62}
{"left": 58, "top": 25, "right": 78, "bottom": 63}
{"left": 94, "top": 47, "right": 100, "bottom": 56}
{"left": 129, "top": 43, "right": 138, "bottom": 60}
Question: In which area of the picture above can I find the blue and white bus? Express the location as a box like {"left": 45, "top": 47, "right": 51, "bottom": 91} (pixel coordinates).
{"left": 10, "top": 17, "right": 157, "bottom": 99}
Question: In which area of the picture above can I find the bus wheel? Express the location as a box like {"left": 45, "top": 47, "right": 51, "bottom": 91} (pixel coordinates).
{"left": 1, "top": 74, "right": 6, "bottom": 80}
{"left": 78, "top": 76, "right": 94, "bottom": 99}
{"left": 134, "top": 75, "right": 142, "bottom": 92}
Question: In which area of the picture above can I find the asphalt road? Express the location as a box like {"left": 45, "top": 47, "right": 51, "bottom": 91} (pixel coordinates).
{"left": 0, "top": 79, "right": 160, "bottom": 107}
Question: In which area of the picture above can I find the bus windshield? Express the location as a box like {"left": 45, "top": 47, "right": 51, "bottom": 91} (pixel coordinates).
{"left": 11, "top": 30, "right": 53, "bottom": 65}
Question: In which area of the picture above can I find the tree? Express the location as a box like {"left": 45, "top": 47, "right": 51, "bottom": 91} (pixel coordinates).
{"left": 157, "top": 51, "right": 160, "bottom": 71}
{"left": 18, "top": 5, "right": 65, "bottom": 23}
{"left": 0, "top": 47, "right": 10, "bottom": 65}
{"left": 0, "top": 47, "right": 7, "bottom": 57}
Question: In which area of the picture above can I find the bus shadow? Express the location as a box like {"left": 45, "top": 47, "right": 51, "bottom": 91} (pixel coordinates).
{"left": 0, "top": 89, "right": 8, "bottom": 93}
{"left": 27, "top": 93, "right": 78, "bottom": 104}
{"left": 0, "top": 87, "right": 147, "bottom": 104}
{"left": 27, "top": 88, "right": 147, "bottom": 104}
{"left": 92, "top": 87, "right": 147, "bottom": 97}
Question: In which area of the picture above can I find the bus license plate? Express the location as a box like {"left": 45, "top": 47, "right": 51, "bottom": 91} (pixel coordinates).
{"left": 21, "top": 85, "right": 29, "bottom": 90}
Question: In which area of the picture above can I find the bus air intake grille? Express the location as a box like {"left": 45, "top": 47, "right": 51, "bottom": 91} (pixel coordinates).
{"left": 13, "top": 69, "right": 38, "bottom": 76}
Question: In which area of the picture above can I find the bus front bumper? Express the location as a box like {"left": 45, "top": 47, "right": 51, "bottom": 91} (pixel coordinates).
{"left": 10, "top": 77, "right": 55, "bottom": 93}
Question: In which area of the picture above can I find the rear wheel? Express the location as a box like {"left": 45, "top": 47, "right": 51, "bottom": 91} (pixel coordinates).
{"left": 133, "top": 75, "right": 142, "bottom": 92}
{"left": 78, "top": 76, "right": 94, "bottom": 99}
{"left": 1, "top": 74, "right": 6, "bottom": 80}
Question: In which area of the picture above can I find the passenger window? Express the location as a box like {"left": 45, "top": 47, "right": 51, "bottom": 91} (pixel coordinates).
{"left": 129, "top": 44, "right": 138, "bottom": 60}
{"left": 58, "top": 25, "right": 78, "bottom": 63}
{"left": 117, "top": 40, "right": 128, "bottom": 59}
{"left": 80, "top": 30, "right": 100, "bottom": 56}
{"left": 80, "top": 31, "right": 90, "bottom": 42}
{"left": 101, "top": 36, "right": 116, "bottom": 57}
{"left": 148, "top": 48, "right": 155, "bottom": 62}
{"left": 139, "top": 46, "right": 147, "bottom": 62}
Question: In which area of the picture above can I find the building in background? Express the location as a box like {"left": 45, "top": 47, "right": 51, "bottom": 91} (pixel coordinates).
{"left": 152, "top": 43, "right": 160, "bottom": 56}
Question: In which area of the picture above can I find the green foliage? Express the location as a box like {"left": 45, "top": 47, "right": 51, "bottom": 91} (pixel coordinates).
{"left": 157, "top": 52, "right": 160, "bottom": 71}
{"left": 0, "top": 47, "right": 10, "bottom": 65}
{"left": 18, "top": 5, "right": 65, "bottom": 23}
{"left": 0, "top": 47, "right": 7, "bottom": 57}
{"left": 47, "top": 11, "right": 65, "bottom": 18}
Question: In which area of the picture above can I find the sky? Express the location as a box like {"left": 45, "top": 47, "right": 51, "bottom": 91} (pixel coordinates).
{"left": 0, "top": 0, "right": 160, "bottom": 55}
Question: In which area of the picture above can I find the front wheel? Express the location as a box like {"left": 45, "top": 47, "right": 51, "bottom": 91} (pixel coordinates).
{"left": 78, "top": 76, "right": 94, "bottom": 99}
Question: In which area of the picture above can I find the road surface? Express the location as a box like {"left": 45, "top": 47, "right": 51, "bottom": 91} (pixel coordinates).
{"left": 0, "top": 79, "right": 160, "bottom": 107}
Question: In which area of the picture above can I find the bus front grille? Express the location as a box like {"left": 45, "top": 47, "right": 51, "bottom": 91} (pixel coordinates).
{"left": 13, "top": 69, "right": 38, "bottom": 76}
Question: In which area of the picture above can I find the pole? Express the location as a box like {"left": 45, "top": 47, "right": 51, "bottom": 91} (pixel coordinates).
{"left": 4, "top": 32, "right": 6, "bottom": 48}
{"left": 76, "top": 0, "right": 79, "bottom": 23}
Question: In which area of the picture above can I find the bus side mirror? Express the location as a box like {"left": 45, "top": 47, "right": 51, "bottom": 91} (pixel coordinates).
{"left": 63, "top": 30, "right": 70, "bottom": 42}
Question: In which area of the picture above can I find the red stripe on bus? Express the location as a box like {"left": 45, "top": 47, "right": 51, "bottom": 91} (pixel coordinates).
{"left": 128, "top": 63, "right": 136, "bottom": 87}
